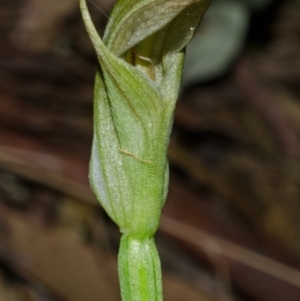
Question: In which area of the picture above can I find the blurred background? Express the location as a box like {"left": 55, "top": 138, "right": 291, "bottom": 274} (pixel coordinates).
{"left": 0, "top": 0, "right": 300, "bottom": 300}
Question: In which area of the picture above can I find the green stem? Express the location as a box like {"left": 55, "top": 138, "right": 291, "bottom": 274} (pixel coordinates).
{"left": 118, "top": 235, "right": 163, "bottom": 301}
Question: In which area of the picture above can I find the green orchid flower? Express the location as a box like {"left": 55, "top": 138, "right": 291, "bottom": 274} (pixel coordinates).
{"left": 79, "top": 0, "right": 211, "bottom": 300}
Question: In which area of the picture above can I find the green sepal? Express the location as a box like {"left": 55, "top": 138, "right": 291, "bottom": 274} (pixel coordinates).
{"left": 80, "top": 0, "right": 211, "bottom": 236}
